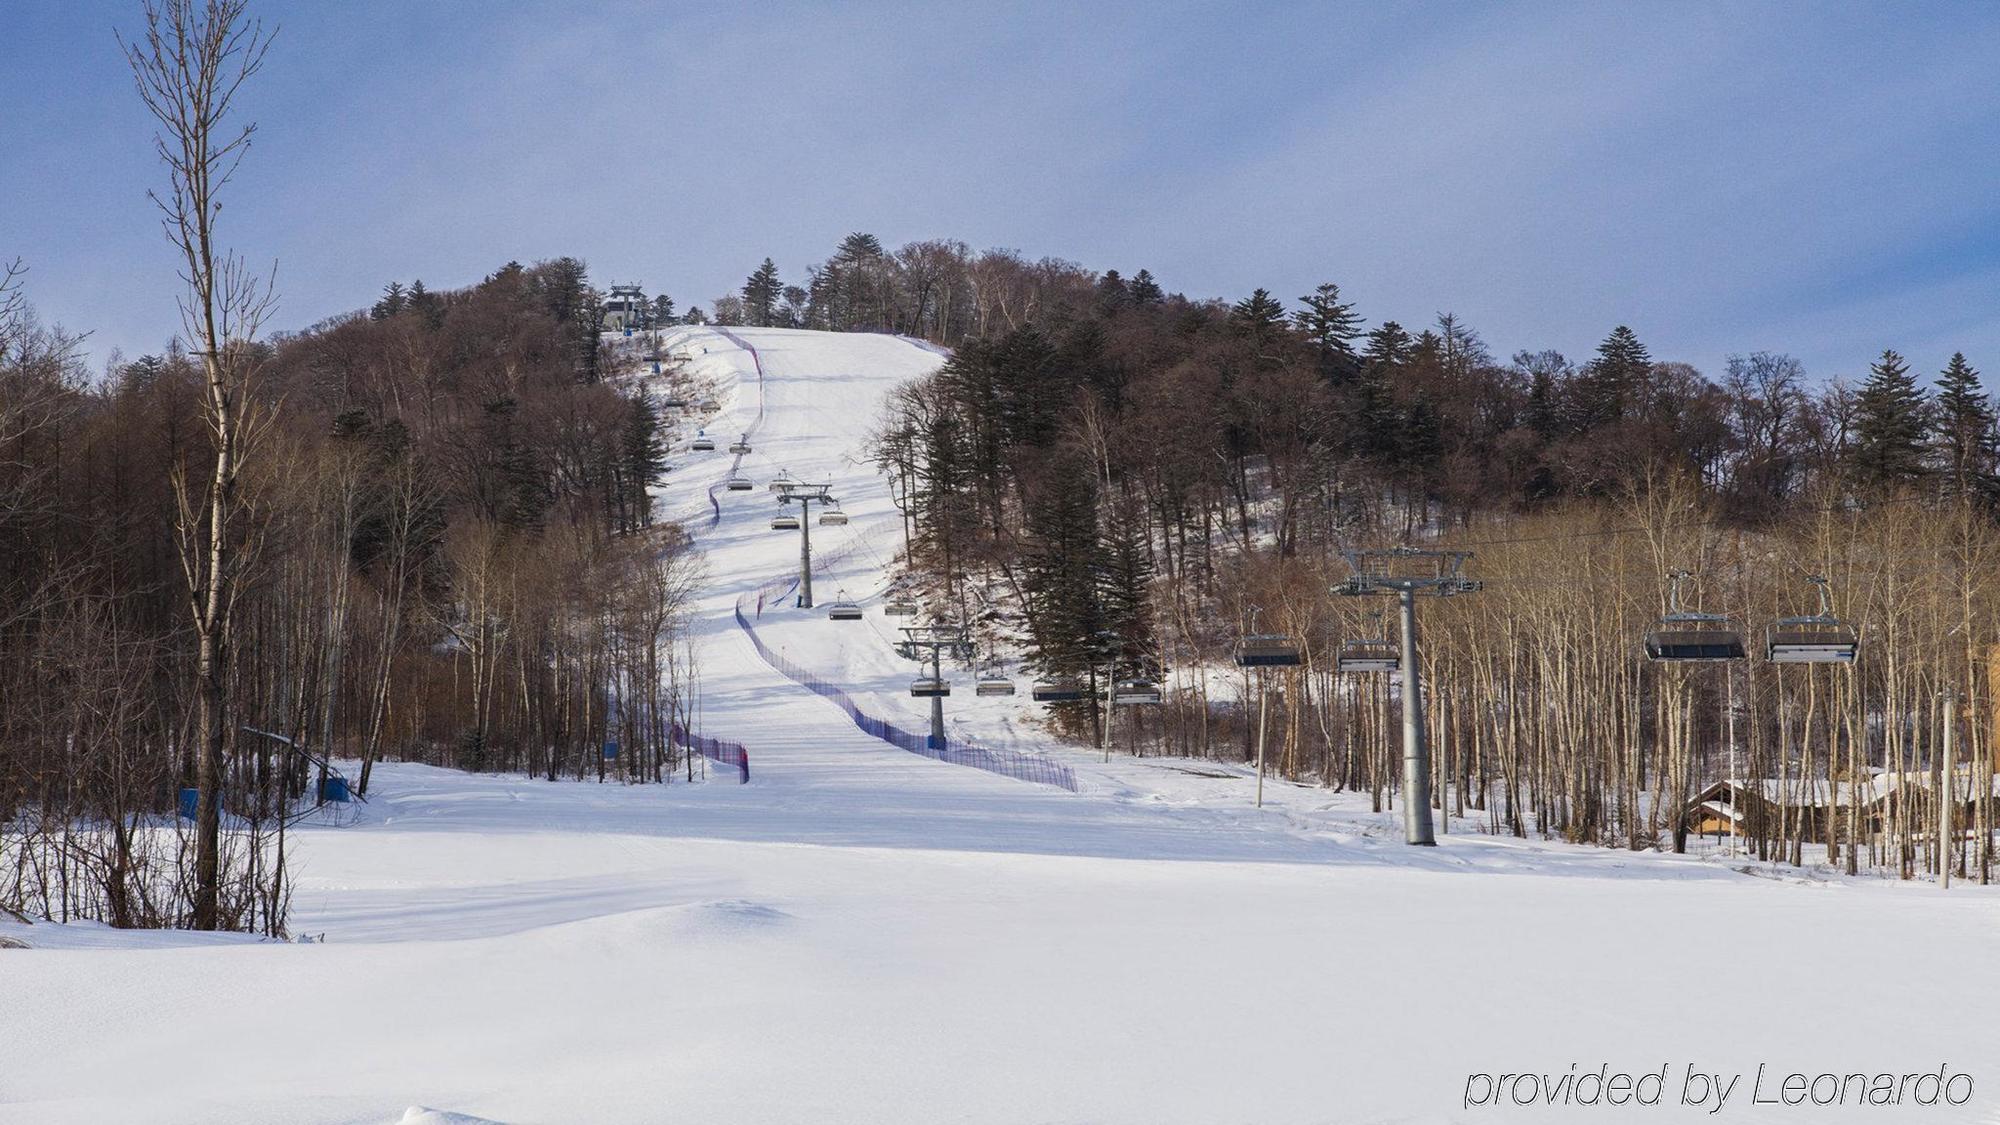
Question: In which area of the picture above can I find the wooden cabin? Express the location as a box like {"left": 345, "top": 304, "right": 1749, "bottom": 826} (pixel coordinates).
{"left": 1683, "top": 770, "right": 2000, "bottom": 844}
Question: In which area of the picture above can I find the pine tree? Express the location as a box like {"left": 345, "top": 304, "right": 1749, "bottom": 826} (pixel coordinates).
{"left": 1932, "top": 351, "right": 1994, "bottom": 493}
{"left": 1293, "top": 282, "right": 1364, "bottom": 371}
{"left": 620, "top": 389, "right": 668, "bottom": 531}
{"left": 834, "top": 232, "right": 884, "bottom": 261}
{"left": 741, "top": 258, "right": 783, "bottom": 328}
{"left": 1231, "top": 288, "right": 1287, "bottom": 342}
{"left": 1850, "top": 349, "right": 1931, "bottom": 489}
{"left": 1128, "top": 269, "right": 1164, "bottom": 306}
{"left": 408, "top": 279, "right": 443, "bottom": 328}
{"left": 1095, "top": 270, "right": 1130, "bottom": 311}
{"left": 371, "top": 280, "right": 407, "bottom": 320}
{"left": 1434, "top": 311, "right": 1488, "bottom": 380}
{"left": 650, "top": 293, "right": 676, "bottom": 325}
{"left": 1569, "top": 325, "right": 1651, "bottom": 432}
{"left": 1362, "top": 321, "right": 1411, "bottom": 371}
{"left": 1022, "top": 446, "right": 1109, "bottom": 687}
{"left": 1343, "top": 360, "right": 1400, "bottom": 464}
{"left": 1097, "top": 489, "right": 1155, "bottom": 673}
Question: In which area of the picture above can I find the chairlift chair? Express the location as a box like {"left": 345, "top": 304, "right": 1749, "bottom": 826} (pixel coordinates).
{"left": 818, "top": 507, "right": 849, "bottom": 526}
{"left": 975, "top": 651, "right": 1017, "bottom": 696}
{"left": 1767, "top": 576, "right": 1859, "bottom": 664}
{"left": 728, "top": 438, "right": 752, "bottom": 454}
{"left": 723, "top": 476, "right": 754, "bottom": 491}
{"left": 884, "top": 601, "right": 918, "bottom": 618}
{"left": 1644, "top": 570, "right": 1746, "bottom": 662}
{"left": 1336, "top": 641, "right": 1400, "bottom": 674}
{"left": 1336, "top": 612, "right": 1399, "bottom": 673}
{"left": 769, "top": 472, "right": 802, "bottom": 493}
{"left": 910, "top": 677, "right": 951, "bottom": 698}
{"left": 691, "top": 435, "right": 715, "bottom": 451}
{"left": 663, "top": 396, "right": 688, "bottom": 410}
{"left": 1031, "top": 679, "right": 1088, "bottom": 703}
{"left": 1235, "top": 634, "right": 1302, "bottom": 668}
{"left": 827, "top": 599, "right": 863, "bottom": 621}
{"left": 770, "top": 514, "right": 800, "bottom": 531}
{"left": 1112, "top": 680, "right": 1163, "bottom": 705}
{"left": 697, "top": 399, "right": 719, "bottom": 411}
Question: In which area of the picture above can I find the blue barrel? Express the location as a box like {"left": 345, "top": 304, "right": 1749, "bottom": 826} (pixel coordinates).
{"left": 320, "top": 776, "right": 351, "bottom": 803}
{"left": 178, "top": 787, "right": 200, "bottom": 820}
{"left": 602, "top": 741, "right": 619, "bottom": 761}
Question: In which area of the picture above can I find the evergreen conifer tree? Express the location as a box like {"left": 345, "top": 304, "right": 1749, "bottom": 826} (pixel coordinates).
{"left": 372, "top": 280, "right": 407, "bottom": 320}
{"left": 1022, "top": 447, "right": 1109, "bottom": 686}
{"left": 1128, "top": 269, "right": 1164, "bottom": 305}
{"left": 1932, "top": 351, "right": 1993, "bottom": 493}
{"left": 742, "top": 258, "right": 783, "bottom": 328}
{"left": 620, "top": 389, "right": 668, "bottom": 530}
{"left": 1362, "top": 321, "right": 1411, "bottom": 370}
{"left": 1097, "top": 490, "right": 1156, "bottom": 672}
{"left": 1569, "top": 325, "right": 1651, "bottom": 432}
{"left": 1095, "top": 270, "right": 1130, "bottom": 311}
{"left": 1294, "top": 282, "right": 1364, "bottom": 371}
{"left": 1850, "top": 349, "right": 1932, "bottom": 489}
{"left": 407, "top": 279, "right": 443, "bottom": 328}
{"left": 1231, "top": 288, "right": 1287, "bottom": 341}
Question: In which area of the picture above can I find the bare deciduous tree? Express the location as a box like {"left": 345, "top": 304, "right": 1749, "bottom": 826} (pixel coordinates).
{"left": 121, "top": 0, "right": 275, "bottom": 930}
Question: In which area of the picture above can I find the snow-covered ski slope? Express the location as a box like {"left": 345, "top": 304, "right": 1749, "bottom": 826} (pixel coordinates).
{"left": 6, "top": 327, "right": 2000, "bottom": 1125}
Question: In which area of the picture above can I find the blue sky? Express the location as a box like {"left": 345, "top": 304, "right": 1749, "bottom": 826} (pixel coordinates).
{"left": 6, "top": 0, "right": 2000, "bottom": 386}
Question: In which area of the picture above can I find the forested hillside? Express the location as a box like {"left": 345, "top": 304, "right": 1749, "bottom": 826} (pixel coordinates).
{"left": 0, "top": 257, "right": 696, "bottom": 930}
{"left": 768, "top": 233, "right": 2000, "bottom": 880}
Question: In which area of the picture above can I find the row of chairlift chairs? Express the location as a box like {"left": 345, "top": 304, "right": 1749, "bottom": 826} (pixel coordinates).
{"left": 1239, "top": 613, "right": 1399, "bottom": 676}
{"left": 1644, "top": 574, "right": 1859, "bottom": 665}
{"left": 819, "top": 596, "right": 1133, "bottom": 700}
{"left": 662, "top": 395, "right": 720, "bottom": 413}
{"left": 1226, "top": 572, "right": 1857, "bottom": 681}
{"left": 813, "top": 572, "right": 1854, "bottom": 714}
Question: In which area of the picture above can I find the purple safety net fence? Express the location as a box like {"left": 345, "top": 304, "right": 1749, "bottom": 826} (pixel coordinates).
{"left": 733, "top": 576, "right": 1079, "bottom": 793}
{"left": 671, "top": 722, "right": 751, "bottom": 783}
{"left": 895, "top": 334, "right": 954, "bottom": 359}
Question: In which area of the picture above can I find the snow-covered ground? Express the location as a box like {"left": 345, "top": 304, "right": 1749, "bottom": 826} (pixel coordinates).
{"left": 5, "top": 327, "right": 1998, "bottom": 1124}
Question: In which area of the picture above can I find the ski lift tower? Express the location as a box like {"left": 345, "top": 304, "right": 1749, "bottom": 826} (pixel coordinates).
{"left": 772, "top": 481, "right": 837, "bottom": 608}
{"left": 897, "top": 623, "right": 975, "bottom": 748}
{"left": 606, "top": 283, "right": 646, "bottom": 333}
{"left": 1336, "top": 546, "right": 1482, "bottom": 846}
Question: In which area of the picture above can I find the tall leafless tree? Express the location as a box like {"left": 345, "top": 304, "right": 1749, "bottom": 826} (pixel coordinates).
{"left": 122, "top": 0, "right": 275, "bottom": 930}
